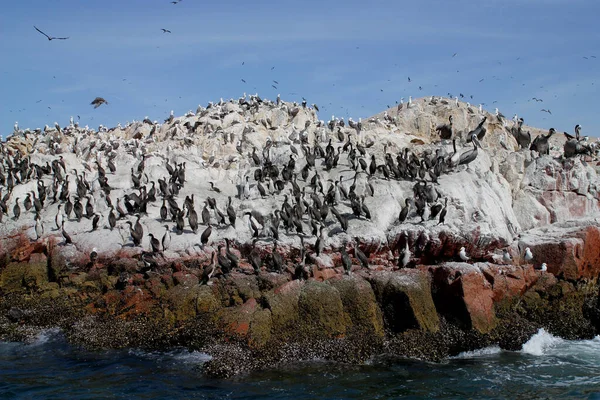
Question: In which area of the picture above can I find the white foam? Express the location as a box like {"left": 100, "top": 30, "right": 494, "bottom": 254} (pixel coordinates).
{"left": 128, "top": 348, "right": 212, "bottom": 365}
{"left": 30, "top": 327, "right": 62, "bottom": 346}
{"left": 521, "top": 328, "right": 562, "bottom": 356}
{"left": 170, "top": 349, "right": 212, "bottom": 364}
{"left": 453, "top": 346, "right": 502, "bottom": 359}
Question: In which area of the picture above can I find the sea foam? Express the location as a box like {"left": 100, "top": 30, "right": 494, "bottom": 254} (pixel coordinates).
{"left": 521, "top": 328, "right": 562, "bottom": 356}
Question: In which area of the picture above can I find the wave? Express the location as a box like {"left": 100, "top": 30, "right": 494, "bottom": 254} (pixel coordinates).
{"left": 453, "top": 346, "right": 502, "bottom": 359}
{"left": 29, "top": 327, "right": 63, "bottom": 346}
{"left": 521, "top": 328, "right": 563, "bottom": 356}
{"left": 128, "top": 347, "right": 212, "bottom": 366}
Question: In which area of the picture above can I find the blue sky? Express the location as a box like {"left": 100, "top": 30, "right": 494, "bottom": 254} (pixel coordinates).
{"left": 1, "top": 0, "right": 598, "bottom": 139}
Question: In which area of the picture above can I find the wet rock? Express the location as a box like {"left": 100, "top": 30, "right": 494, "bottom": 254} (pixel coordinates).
{"left": 297, "top": 281, "right": 348, "bottom": 338}
{"left": 431, "top": 263, "right": 497, "bottom": 334}
{"left": 369, "top": 270, "right": 439, "bottom": 333}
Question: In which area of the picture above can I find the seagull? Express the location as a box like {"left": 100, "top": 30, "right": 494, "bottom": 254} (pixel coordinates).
{"left": 502, "top": 249, "right": 512, "bottom": 264}
{"left": 34, "top": 26, "right": 69, "bottom": 41}
{"left": 541, "top": 109, "right": 552, "bottom": 115}
{"left": 524, "top": 247, "right": 533, "bottom": 262}
{"left": 90, "top": 97, "right": 108, "bottom": 108}
{"left": 459, "top": 247, "right": 469, "bottom": 262}
{"left": 539, "top": 263, "right": 547, "bottom": 272}
{"left": 161, "top": 29, "right": 172, "bottom": 33}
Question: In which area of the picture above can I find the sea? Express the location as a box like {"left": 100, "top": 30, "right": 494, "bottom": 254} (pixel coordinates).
{"left": 1, "top": 328, "right": 600, "bottom": 399}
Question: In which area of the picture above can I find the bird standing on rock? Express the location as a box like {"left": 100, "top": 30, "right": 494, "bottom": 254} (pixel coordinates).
{"left": 524, "top": 247, "right": 533, "bottom": 262}
{"left": 459, "top": 247, "right": 469, "bottom": 261}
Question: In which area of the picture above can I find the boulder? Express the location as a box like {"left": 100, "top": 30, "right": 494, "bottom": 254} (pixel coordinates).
{"left": 369, "top": 270, "right": 439, "bottom": 333}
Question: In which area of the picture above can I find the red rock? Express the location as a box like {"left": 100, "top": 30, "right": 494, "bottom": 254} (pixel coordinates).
{"left": 173, "top": 271, "right": 199, "bottom": 287}
{"left": 524, "top": 226, "right": 600, "bottom": 280}
{"left": 431, "top": 263, "right": 497, "bottom": 334}
{"left": 274, "top": 279, "right": 302, "bottom": 295}
{"left": 312, "top": 266, "right": 338, "bottom": 281}
{"left": 29, "top": 252, "right": 47, "bottom": 264}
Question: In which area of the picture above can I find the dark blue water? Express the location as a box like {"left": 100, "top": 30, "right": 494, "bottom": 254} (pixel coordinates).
{"left": 1, "top": 328, "right": 600, "bottom": 399}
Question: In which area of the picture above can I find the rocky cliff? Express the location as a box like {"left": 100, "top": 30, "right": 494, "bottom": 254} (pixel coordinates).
{"left": 1, "top": 96, "right": 599, "bottom": 377}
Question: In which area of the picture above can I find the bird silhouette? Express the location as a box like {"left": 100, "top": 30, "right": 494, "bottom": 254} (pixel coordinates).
{"left": 161, "top": 28, "right": 172, "bottom": 33}
{"left": 90, "top": 97, "right": 108, "bottom": 108}
{"left": 34, "top": 26, "right": 69, "bottom": 41}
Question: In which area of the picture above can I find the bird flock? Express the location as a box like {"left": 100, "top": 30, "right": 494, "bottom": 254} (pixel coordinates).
{"left": 4, "top": 93, "right": 590, "bottom": 283}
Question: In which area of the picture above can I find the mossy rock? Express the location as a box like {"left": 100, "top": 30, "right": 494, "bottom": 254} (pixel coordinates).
{"left": 328, "top": 275, "right": 384, "bottom": 339}
{"left": 297, "top": 281, "right": 349, "bottom": 338}
{"left": 372, "top": 271, "right": 439, "bottom": 334}
{"left": 263, "top": 280, "right": 302, "bottom": 338}
{"left": 196, "top": 285, "right": 221, "bottom": 314}
{"left": 0, "top": 262, "right": 49, "bottom": 293}
{"left": 165, "top": 285, "right": 202, "bottom": 322}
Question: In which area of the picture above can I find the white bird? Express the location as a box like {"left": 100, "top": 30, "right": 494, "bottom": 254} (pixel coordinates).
{"left": 35, "top": 217, "right": 44, "bottom": 240}
{"left": 540, "top": 263, "right": 547, "bottom": 272}
{"left": 162, "top": 225, "right": 171, "bottom": 251}
{"left": 502, "top": 249, "right": 512, "bottom": 264}
{"left": 14, "top": 121, "right": 19, "bottom": 132}
{"left": 524, "top": 247, "right": 533, "bottom": 262}
{"left": 459, "top": 247, "right": 469, "bottom": 261}
{"left": 399, "top": 240, "right": 411, "bottom": 268}
{"left": 55, "top": 205, "right": 63, "bottom": 230}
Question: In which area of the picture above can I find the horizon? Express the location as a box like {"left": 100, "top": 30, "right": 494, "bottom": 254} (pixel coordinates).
{"left": 1, "top": 0, "right": 598, "bottom": 140}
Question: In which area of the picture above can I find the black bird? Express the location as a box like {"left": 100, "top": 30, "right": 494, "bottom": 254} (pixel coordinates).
{"left": 91, "top": 213, "right": 100, "bottom": 231}
{"left": 127, "top": 220, "right": 142, "bottom": 246}
{"left": 34, "top": 26, "right": 69, "bottom": 41}
{"left": 108, "top": 206, "right": 116, "bottom": 230}
{"left": 200, "top": 224, "right": 212, "bottom": 246}
{"left": 225, "top": 238, "right": 239, "bottom": 269}
{"left": 61, "top": 221, "right": 72, "bottom": 244}
{"left": 202, "top": 252, "right": 217, "bottom": 284}
{"left": 530, "top": 128, "right": 556, "bottom": 155}
{"left": 399, "top": 198, "right": 410, "bottom": 223}
{"left": 12, "top": 198, "right": 20, "bottom": 220}
{"left": 161, "top": 28, "right": 172, "bottom": 33}
{"left": 354, "top": 238, "right": 369, "bottom": 269}
{"left": 340, "top": 245, "right": 352, "bottom": 275}
{"left": 227, "top": 196, "right": 236, "bottom": 227}
{"left": 90, "top": 97, "right": 108, "bottom": 108}
{"left": 148, "top": 234, "right": 161, "bottom": 253}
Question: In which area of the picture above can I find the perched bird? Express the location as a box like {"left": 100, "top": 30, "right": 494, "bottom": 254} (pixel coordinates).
{"left": 34, "top": 26, "right": 69, "bottom": 41}
{"left": 148, "top": 234, "right": 161, "bottom": 254}
{"left": 539, "top": 263, "right": 547, "bottom": 272}
{"left": 89, "top": 248, "right": 98, "bottom": 265}
{"left": 90, "top": 97, "right": 108, "bottom": 108}
{"left": 524, "top": 247, "right": 533, "bottom": 262}
{"left": 459, "top": 247, "right": 469, "bottom": 261}
{"left": 502, "top": 249, "right": 512, "bottom": 264}
{"left": 162, "top": 225, "right": 171, "bottom": 251}
{"left": 61, "top": 221, "right": 72, "bottom": 245}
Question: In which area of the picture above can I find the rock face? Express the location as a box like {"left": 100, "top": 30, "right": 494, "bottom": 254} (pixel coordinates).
{"left": 1, "top": 96, "right": 600, "bottom": 377}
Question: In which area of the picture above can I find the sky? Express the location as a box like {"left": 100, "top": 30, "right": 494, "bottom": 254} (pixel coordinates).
{"left": 0, "top": 0, "right": 599, "bottom": 139}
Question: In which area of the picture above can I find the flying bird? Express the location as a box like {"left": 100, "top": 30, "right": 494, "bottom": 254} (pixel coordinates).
{"left": 241, "top": 79, "right": 246, "bottom": 83}
{"left": 34, "top": 26, "right": 69, "bottom": 41}
{"left": 452, "top": 53, "right": 457, "bottom": 57}
{"left": 161, "top": 29, "right": 172, "bottom": 33}
{"left": 541, "top": 109, "right": 552, "bottom": 115}
{"left": 273, "top": 80, "right": 279, "bottom": 84}
{"left": 271, "top": 85, "right": 277, "bottom": 89}
{"left": 407, "top": 77, "right": 411, "bottom": 82}
{"left": 90, "top": 97, "right": 108, "bottom": 108}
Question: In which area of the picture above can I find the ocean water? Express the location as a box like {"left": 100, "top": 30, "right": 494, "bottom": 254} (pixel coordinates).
{"left": 1, "top": 328, "right": 600, "bottom": 399}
